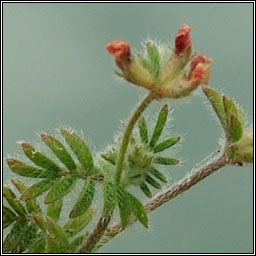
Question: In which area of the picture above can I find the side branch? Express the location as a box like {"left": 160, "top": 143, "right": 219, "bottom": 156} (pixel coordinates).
{"left": 95, "top": 153, "right": 228, "bottom": 252}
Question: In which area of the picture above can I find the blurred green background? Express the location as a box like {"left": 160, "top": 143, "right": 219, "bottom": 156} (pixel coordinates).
{"left": 3, "top": 3, "right": 253, "bottom": 253}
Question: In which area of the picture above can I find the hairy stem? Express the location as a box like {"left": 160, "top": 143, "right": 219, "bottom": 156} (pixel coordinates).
{"left": 115, "top": 92, "right": 156, "bottom": 182}
{"left": 78, "top": 93, "right": 155, "bottom": 253}
{"left": 94, "top": 153, "right": 228, "bottom": 252}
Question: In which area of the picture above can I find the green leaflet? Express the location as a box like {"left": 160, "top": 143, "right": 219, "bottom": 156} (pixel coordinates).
{"left": 3, "top": 220, "right": 37, "bottom": 253}
{"left": 145, "top": 174, "right": 161, "bottom": 189}
{"left": 149, "top": 167, "right": 167, "bottom": 183}
{"left": 138, "top": 117, "right": 149, "bottom": 144}
{"left": 230, "top": 115, "right": 243, "bottom": 142}
{"left": 149, "top": 105, "right": 168, "bottom": 148}
{"left": 140, "top": 182, "right": 152, "bottom": 198}
{"left": 61, "top": 129, "right": 94, "bottom": 172}
{"left": 45, "top": 217, "right": 70, "bottom": 253}
{"left": 64, "top": 207, "right": 94, "bottom": 237}
{"left": 45, "top": 174, "right": 78, "bottom": 204}
{"left": 21, "top": 177, "right": 58, "bottom": 201}
{"left": 47, "top": 198, "right": 63, "bottom": 221}
{"left": 203, "top": 88, "right": 227, "bottom": 130}
{"left": 41, "top": 134, "right": 76, "bottom": 171}
{"left": 6, "top": 158, "right": 49, "bottom": 178}
{"left": 116, "top": 185, "right": 132, "bottom": 227}
{"left": 11, "top": 179, "right": 42, "bottom": 214}
{"left": 101, "top": 150, "right": 117, "bottom": 165}
{"left": 103, "top": 181, "right": 117, "bottom": 215}
{"left": 223, "top": 95, "right": 238, "bottom": 126}
{"left": 27, "top": 235, "right": 46, "bottom": 253}
{"left": 33, "top": 215, "right": 47, "bottom": 232}
{"left": 22, "top": 143, "right": 61, "bottom": 174}
{"left": 153, "top": 157, "right": 179, "bottom": 165}
{"left": 3, "top": 187, "right": 26, "bottom": 216}
{"left": 3, "top": 206, "right": 17, "bottom": 229}
{"left": 153, "top": 136, "right": 180, "bottom": 153}
{"left": 70, "top": 177, "right": 95, "bottom": 218}
{"left": 128, "top": 193, "right": 148, "bottom": 228}
{"left": 69, "top": 235, "right": 86, "bottom": 253}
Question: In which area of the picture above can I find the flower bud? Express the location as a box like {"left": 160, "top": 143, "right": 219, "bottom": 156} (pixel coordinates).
{"left": 105, "top": 40, "right": 131, "bottom": 70}
{"left": 175, "top": 24, "right": 192, "bottom": 57}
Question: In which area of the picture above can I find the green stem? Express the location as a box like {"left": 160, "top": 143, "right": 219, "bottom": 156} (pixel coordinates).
{"left": 115, "top": 92, "right": 155, "bottom": 182}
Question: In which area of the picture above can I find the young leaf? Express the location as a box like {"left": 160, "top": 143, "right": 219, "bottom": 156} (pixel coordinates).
{"left": 45, "top": 217, "right": 70, "bottom": 253}
{"left": 69, "top": 235, "right": 86, "bottom": 253}
{"left": 6, "top": 158, "right": 49, "bottom": 178}
{"left": 47, "top": 198, "right": 63, "bottom": 221}
{"left": 149, "top": 167, "right": 167, "bottom": 183}
{"left": 116, "top": 185, "right": 132, "bottom": 227}
{"left": 128, "top": 193, "right": 148, "bottom": 228}
{"left": 61, "top": 129, "right": 94, "bottom": 172}
{"left": 101, "top": 151, "right": 116, "bottom": 165}
{"left": 140, "top": 182, "right": 152, "bottom": 198}
{"left": 230, "top": 115, "right": 243, "bottom": 142}
{"left": 70, "top": 177, "right": 95, "bottom": 218}
{"left": 41, "top": 134, "right": 77, "bottom": 171}
{"left": 146, "top": 41, "right": 161, "bottom": 79}
{"left": 45, "top": 174, "right": 78, "bottom": 204}
{"left": 64, "top": 207, "right": 94, "bottom": 237}
{"left": 3, "top": 206, "right": 17, "bottom": 229}
{"left": 11, "top": 179, "right": 42, "bottom": 214}
{"left": 203, "top": 88, "right": 227, "bottom": 130}
{"left": 149, "top": 105, "right": 168, "bottom": 148}
{"left": 153, "top": 157, "right": 179, "bottom": 165}
{"left": 223, "top": 95, "right": 238, "bottom": 125}
{"left": 146, "top": 174, "right": 162, "bottom": 189}
{"left": 104, "top": 181, "right": 117, "bottom": 215}
{"left": 3, "top": 187, "right": 26, "bottom": 216}
{"left": 138, "top": 117, "right": 149, "bottom": 144}
{"left": 3, "top": 220, "right": 37, "bottom": 253}
{"left": 22, "top": 143, "right": 61, "bottom": 174}
{"left": 21, "top": 177, "right": 58, "bottom": 201}
{"left": 153, "top": 136, "right": 180, "bottom": 153}
{"left": 33, "top": 215, "right": 47, "bottom": 232}
{"left": 27, "top": 235, "right": 46, "bottom": 253}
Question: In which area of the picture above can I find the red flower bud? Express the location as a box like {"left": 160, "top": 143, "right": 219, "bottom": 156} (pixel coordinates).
{"left": 188, "top": 54, "right": 212, "bottom": 88}
{"left": 105, "top": 40, "right": 131, "bottom": 70}
{"left": 175, "top": 24, "right": 192, "bottom": 56}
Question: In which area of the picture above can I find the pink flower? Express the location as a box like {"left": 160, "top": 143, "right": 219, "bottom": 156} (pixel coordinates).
{"left": 105, "top": 40, "right": 131, "bottom": 70}
{"left": 175, "top": 24, "right": 192, "bottom": 56}
{"left": 188, "top": 54, "right": 213, "bottom": 87}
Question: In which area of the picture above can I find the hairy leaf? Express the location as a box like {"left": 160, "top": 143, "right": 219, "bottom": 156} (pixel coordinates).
{"left": 140, "top": 182, "right": 152, "bottom": 198}
{"left": 22, "top": 143, "right": 61, "bottom": 174}
{"left": 116, "top": 185, "right": 132, "bottom": 227}
{"left": 230, "top": 115, "right": 243, "bottom": 142}
{"left": 3, "top": 220, "right": 37, "bottom": 253}
{"left": 128, "top": 193, "right": 148, "bottom": 228}
{"left": 3, "top": 187, "right": 26, "bottom": 216}
{"left": 153, "top": 136, "right": 180, "bottom": 153}
{"left": 146, "top": 174, "right": 161, "bottom": 189}
{"left": 150, "top": 105, "right": 168, "bottom": 148}
{"left": 69, "top": 235, "right": 86, "bottom": 253}
{"left": 41, "top": 134, "right": 77, "bottom": 171}
{"left": 138, "top": 117, "right": 149, "bottom": 144}
{"left": 101, "top": 150, "right": 116, "bottom": 165}
{"left": 33, "top": 215, "right": 47, "bottom": 232}
{"left": 61, "top": 129, "right": 94, "bottom": 172}
{"left": 149, "top": 167, "right": 167, "bottom": 183}
{"left": 6, "top": 158, "right": 49, "bottom": 178}
{"left": 21, "top": 177, "right": 58, "bottom": 201}
{"left": 46, "top": 217, "right": 70, "bottom": 253}
{"left": 104, "top": 181, "right": 117, "bottom": 215}
{"left": 47, "top": 198, "right": 63, "bottom": 221}
{"left": 45, "top": 174, "right": 78, "bottom": 204}
{"left": 11, "top": 179, "right": 42, "bottom": 214}
{"left": 203, "top": 88, "right": 227, "bottom": 130}
{"left": 64, "top": 207, "right": 94, "bottom": 237}
{"left": 3, "top": 206, "right": 17, "bottom": 229}
{"left": 153, "top": 157, "right": 179, "bottom": 165}
{"left": 146, "top": 42, "right": 161, "bottom": 79}
{"left": 223, "top": 95, "right": 238, "bottom": 125}
{"left": 27, "top": 235, "right": 46, "bottom": 253}
{"left": 70, "top": 177, "right": 95, "bottom": 218}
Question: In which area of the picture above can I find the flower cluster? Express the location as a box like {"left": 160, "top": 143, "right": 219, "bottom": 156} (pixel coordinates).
{"left": 106, "top": 24, "right": 212, "bottom": 99}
